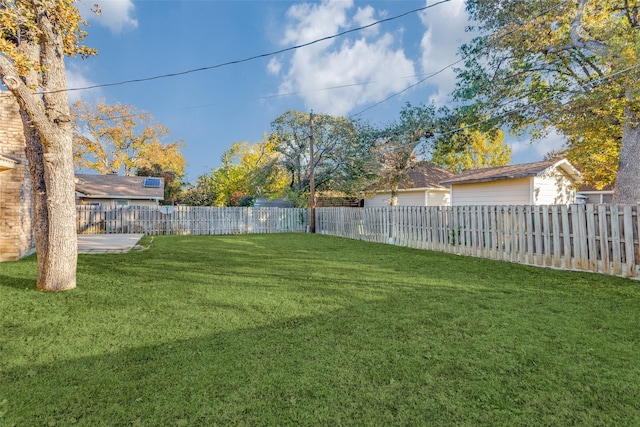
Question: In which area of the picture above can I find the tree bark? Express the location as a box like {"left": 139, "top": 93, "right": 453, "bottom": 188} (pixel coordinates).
{"left": 39, "top": 133, "right": 77, "bottom": 291}
{"left": 613, "top": 105, "right": 640, "bottom": 204}
{"left": 20, "top": 112, "right": 50, "bottom": 287}
{"left": 390, "top": 187, "right": 398, "bottom": 206}
{"left": 0, "top": 3, "right": 78, "bottom": 291}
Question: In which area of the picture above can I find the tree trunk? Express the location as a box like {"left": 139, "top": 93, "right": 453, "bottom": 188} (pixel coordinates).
{"left": 613, "top": 106, "right": 640, "bottom": 204}
{"left": 20, "top": 112, "right": 50, "bottom": 287}
{"left": 38, "top": 131, "right": 77, "bottom": 291}
{"left": 1, "top": 1, "right": 79, "bottom": 291}
{"left": 390, "top": 188, "right": 398, "bottom": 206}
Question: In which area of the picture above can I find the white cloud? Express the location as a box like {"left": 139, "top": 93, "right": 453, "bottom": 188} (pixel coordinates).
{"left": 419, "top": 0, "right": 472, "bottom": 105}
{"left": 78, "top": 0, "right": 138, "bottom": 34}
{"left": 283, "top": 0, "right": 352, "bottom": 46}
{"left": 353, "top": 5, "right": 379, "bottom": 37}
{"left": 277, "top": 0, "right": 417, "bottom": 116}
{"left": 65, "top": 65, "right": 102, "bottom": 104}
{"left": 267, "top": 58, "right": 282, "bottom": 75}
{"left": 509, "top": 129, "right": 567, "bottom": 163}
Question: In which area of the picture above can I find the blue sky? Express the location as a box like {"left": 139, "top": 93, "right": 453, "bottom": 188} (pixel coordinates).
{"left": 61, "top": 0, "right": 564, "bottom": 181}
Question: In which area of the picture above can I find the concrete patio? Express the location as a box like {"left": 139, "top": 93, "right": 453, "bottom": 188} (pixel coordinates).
{"left": 77, "top": 234, "right": 144, "bottom": 254}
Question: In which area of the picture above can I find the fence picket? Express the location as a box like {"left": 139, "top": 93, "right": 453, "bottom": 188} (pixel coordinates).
{"left": 541, "top": 206, "right": 551, "bottom": 266}
{"left": 551, "top": 206, "right": 561, "bottom": 268}
{"left": 623, "top": 205, "right": 635, "bottom": 278}
{"left": 610, "top": 205, "right": 622, "bottom": 275}
{"left": 77, "top": 204, "right": 639, "bottom": 280}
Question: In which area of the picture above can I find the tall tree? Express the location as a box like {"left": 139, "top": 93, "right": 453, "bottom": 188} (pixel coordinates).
{"left": 368, "top": 103, "right": 436, "bottom": 206}
{"left": 268, "top": 110, "right": 374, "bottom": 205}
{"left": 456, "top": 0, "right": 640, "bottom": 202}
{"left": 72, "top": 100, "right": 186, "bottom": 177}
{"left": 431, "top": 127, "right": 511, "bottom": 173}
{"left": 179, "top": 174, "right": 217, "bottom": 207}
{"left": 430, "top": 106, "right": 511, "bottom": 173}
{"left": 0, "top": 0, "right": 96, "bottom": 291}
{"left": 209, "top": 140, "right": 288, "bottom": 206}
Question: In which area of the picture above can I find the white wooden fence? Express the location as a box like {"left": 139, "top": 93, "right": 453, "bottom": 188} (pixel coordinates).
{"left": 77, "top": 204, "right": 640, "bottom": 280}
{"left": 77, "top": 205, "right": 308, "bottom": 236}
{"left": 316, "top": 205, "right": 640, "bottom": 280}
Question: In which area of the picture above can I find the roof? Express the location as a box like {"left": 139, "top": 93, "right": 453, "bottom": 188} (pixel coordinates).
{"left": 75, "top": 174, "right": 164, "bottom": 200}
{"left": 0, "top": 154, "right": 18, "bottom": 171}
{"left": 403, "top": 162, "right": 456, "bottom": 189}
{"left": 439, "top": 159, "right": 582, "bottom": 186}
{"left": 578, "top": 184, "right": 614, "bottom": 193}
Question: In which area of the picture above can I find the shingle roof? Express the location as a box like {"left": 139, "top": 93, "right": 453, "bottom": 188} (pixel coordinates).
{"left": 578, "top": 184, "right": 614, "bottom": 192}
{"left": 75, "top": 174, "right": 164, "bottom": 200}
{"left": 439, "top": 159, "right": 581, "bottom": 186}
{"left": 402, "top": 162, "right": 455, "bottom": 189}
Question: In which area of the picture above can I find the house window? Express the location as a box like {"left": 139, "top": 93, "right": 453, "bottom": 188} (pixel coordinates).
{"left": 115, "top": 200, "right": 129, "bottom": 206}
{"left": 88, "top": 202, "right": 101, "bottom": 207}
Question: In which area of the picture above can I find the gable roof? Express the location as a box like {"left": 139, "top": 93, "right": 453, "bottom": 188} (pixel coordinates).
{"left": 404, "top": 162, "right": 455, "bottom": 189}
{"left": 75, "top": 174, "right": 164, "bottom": 200}
{"left": 439, "top": 159, "right": 582, "bottom": 186}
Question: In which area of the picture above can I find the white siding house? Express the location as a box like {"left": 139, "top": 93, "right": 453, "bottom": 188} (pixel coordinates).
{"left": 364, "top": 162, "right": 454, "bottom": 207}
{"left": 365, "top": 188, "right": 450, "bottom": 207}
{"left": 576, "top": 185, "right": 614, "bottom": 204}
{"left": 440, "top": 159, "right": 582, "bottom": 206}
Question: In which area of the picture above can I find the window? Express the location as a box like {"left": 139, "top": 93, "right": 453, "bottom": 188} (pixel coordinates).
{"left": 115, "top": 200, "right": 129, "bottom": 206}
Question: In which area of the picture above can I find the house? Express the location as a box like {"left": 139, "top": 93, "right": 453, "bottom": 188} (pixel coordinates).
{"left": 576, "top": 184, "right": 614, "bottom": 204}
{"left": 364, "top": 162, "right": 454, "bottom": 207}
{"left": 439, "top": 159, "right": 582, "bottom": 206}
{"left": 0, "top": 91, "right": 35, "bottom": 262}
{"left": 75, "top": 174, "right": 164, "bottom": 207}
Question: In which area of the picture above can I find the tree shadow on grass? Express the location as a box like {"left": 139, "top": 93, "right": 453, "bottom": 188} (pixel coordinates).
{"left": 0, "top": 274, "right": 36, "bottom": 291}
{"left": 2, "top": 286, "right": 638, "bottom": 427}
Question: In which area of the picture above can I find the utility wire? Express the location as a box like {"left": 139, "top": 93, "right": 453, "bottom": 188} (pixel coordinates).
{"left": 433, "top": 63, "right": 640, "bottom": 138}
{"left": 348, "top": 0, "right": 569, "bottom": 118}
{"left": 46, "top": 0, "right": 451, "bottom": 94}
{"left": 365, "top": 61, "right": 640, "bottom": 158}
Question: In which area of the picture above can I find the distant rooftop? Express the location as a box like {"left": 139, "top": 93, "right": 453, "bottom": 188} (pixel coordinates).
{"left": 75, "top": 173, "right": 164, "bottom": 200}
{"left": 404, "top": 162, "right": 455, "bottom": 189}
{"left": 440, "top": 159, "right": 581, "bottom": 186}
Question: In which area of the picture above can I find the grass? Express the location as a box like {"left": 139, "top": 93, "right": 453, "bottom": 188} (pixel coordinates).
{"left": 1, "top": 233, "right": 639, "bottom": 426}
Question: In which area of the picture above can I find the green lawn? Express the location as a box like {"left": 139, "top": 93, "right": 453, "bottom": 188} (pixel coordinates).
{"left": 1, "top": 234, "right": 639, "bottom": 426}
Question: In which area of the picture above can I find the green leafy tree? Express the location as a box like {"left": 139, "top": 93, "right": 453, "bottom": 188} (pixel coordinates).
{"left": 367, "top": 103, "right": 437, "bottom": 206}
{"left": 268, "top": 110, "right": 375, "bottom": 206}
{"left": 0, "top": 0, "right": 97, "bottom": 291}
{"left": 179, "top": 174, "right": 217, "bottom": 206}
{"left": 207, "top": 140, "right": 288, "bottom": 207}
{"left": 431, "top": 127, "right": 511, "bottom": 173}
{"left": 456, "top": 0, "right": 640, "bottom": 201}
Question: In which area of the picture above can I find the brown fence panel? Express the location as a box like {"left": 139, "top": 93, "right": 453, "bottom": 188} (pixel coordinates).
{"left": 315, "top": 205, "right": 639, "bottom": 280}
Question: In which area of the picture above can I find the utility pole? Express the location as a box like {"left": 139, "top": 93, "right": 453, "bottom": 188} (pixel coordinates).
{"left": 309, "top": 110, "right": 316, "bottom": 233}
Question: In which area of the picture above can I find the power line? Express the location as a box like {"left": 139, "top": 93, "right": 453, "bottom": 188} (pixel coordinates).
{"left": 433, "top": 63, "right": 640, "bottom": 139}
{"left": 184, "top": 74, "right": 421, "bottom": 110}
{"left": 348, "top": 0, "right": 569, "bottom": 118}
{"left": 365, "top": 61, "right": 640, "bottom": 158}
{"left": 45, "top": 0, "right": 451, "bottom": 94}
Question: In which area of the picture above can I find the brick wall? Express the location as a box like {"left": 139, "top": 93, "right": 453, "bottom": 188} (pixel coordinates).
{"left": 0, "top": 91, "right": 34, "bottom": 261}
